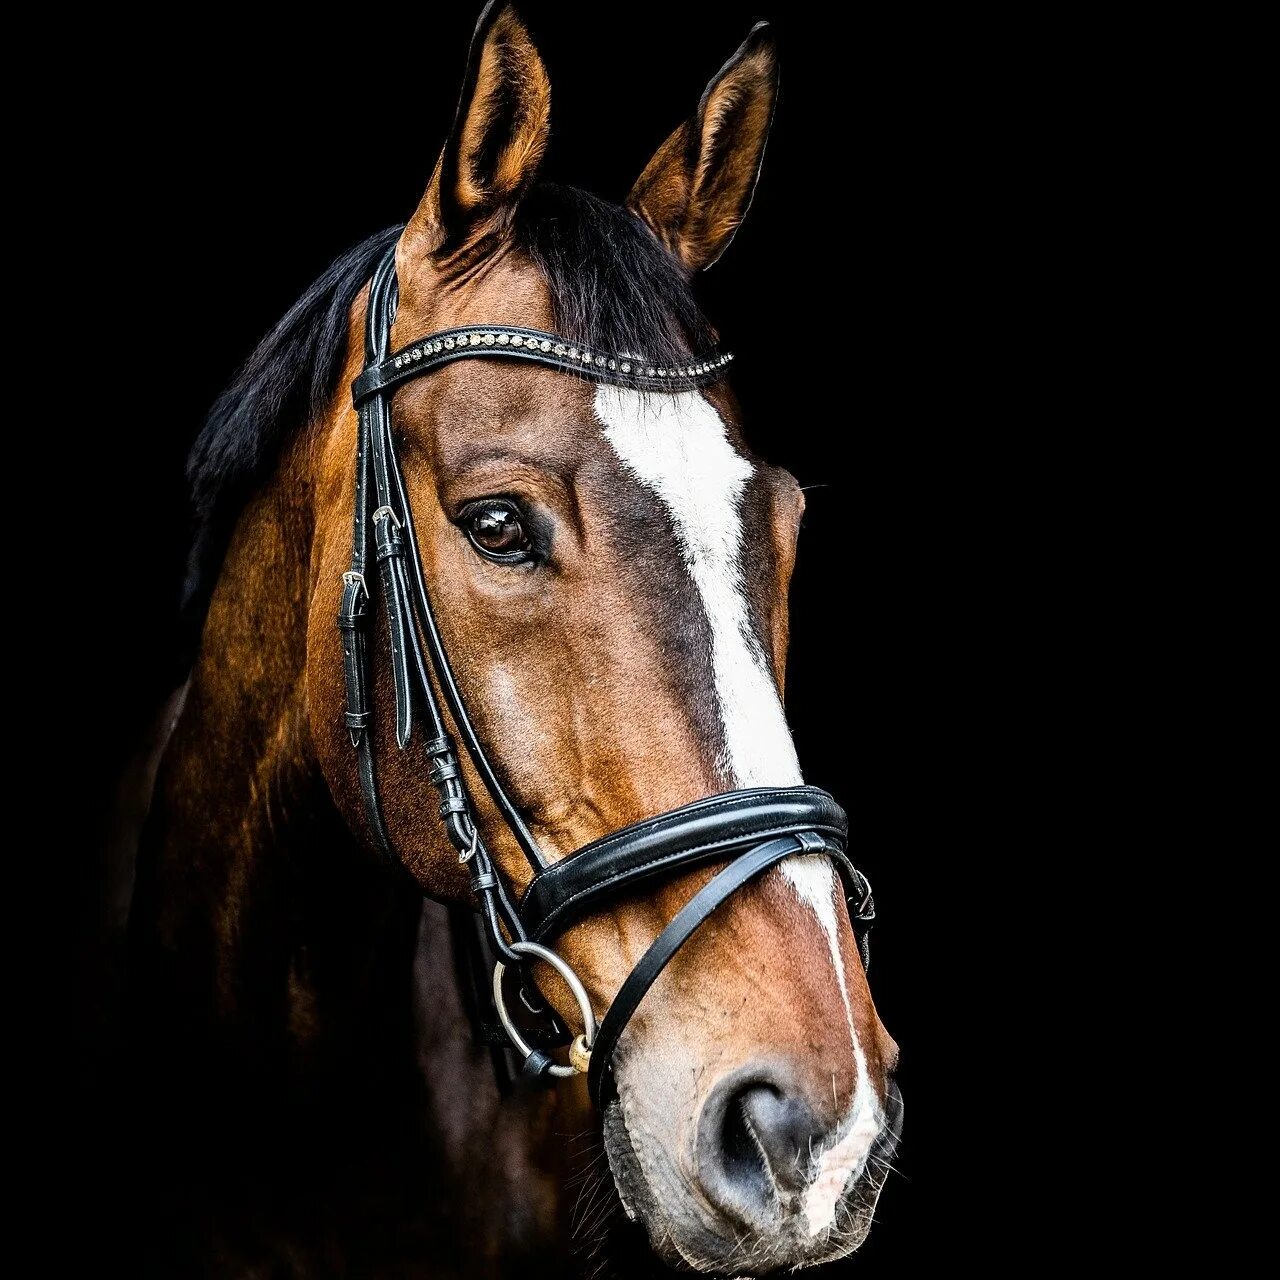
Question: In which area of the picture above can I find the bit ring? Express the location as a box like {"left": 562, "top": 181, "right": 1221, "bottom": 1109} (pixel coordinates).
{"left": 492, "top": 941, "right": 596, "bottom": 1078}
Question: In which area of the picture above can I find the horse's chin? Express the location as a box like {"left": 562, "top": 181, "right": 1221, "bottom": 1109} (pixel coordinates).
{"left": 600, "top": 1085, "right": 902, "bottom": 1276}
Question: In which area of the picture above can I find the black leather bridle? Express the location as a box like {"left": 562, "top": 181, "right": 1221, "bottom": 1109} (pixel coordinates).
{"left": 340, "top": 245, "right": 874, "bottom": 1107}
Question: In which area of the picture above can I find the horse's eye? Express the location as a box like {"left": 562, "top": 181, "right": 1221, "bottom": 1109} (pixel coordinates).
{"left": 463, "top": 501, "right": 532, "bottom": 562}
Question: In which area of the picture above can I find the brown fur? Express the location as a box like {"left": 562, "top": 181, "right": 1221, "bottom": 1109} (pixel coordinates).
{"left": 129, "top": 7, "right": 896, "bottom": 1275}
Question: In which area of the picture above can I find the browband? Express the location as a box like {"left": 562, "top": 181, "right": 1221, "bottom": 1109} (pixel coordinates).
{"left": 352, "top": 323, "right": 733, "bottom": 405}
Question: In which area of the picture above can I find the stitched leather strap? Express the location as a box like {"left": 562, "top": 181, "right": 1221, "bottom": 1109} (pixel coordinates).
{"left": 338, "top": 566, "right": 393, "bottom": 858}
{"left": 337, "top": 574, "right": 370, "bottom": 735}
{"left": 372, "top": 506, "right": 415, "bottom": 748}
{"left": 588, "top": 832, "right": 836, "bottom": 1108}
{"left": 339, "top": 329, "right": 393, "bottom": 858}
{"left": 521, "top": 787, "right": 847, "bottom": 942}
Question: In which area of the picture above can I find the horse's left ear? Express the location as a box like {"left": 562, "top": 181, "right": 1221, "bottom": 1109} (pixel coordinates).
{"left": 626, "top": 22, "right": 779, "bottom": 272}
{"left": 401, "top": 2, "right": 550, "bottom": 262}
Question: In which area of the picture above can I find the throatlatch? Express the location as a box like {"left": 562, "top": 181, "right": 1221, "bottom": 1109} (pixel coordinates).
{"left": 341, "top": 243, "right": 874, "bottom": 1105}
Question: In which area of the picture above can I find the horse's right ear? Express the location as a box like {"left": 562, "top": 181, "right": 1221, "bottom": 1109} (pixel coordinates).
{"left": 401, "top": 2, "right": 550, "bottom": 264}
{"left": 627, "top": 22, "right": 779, "bottom": 272}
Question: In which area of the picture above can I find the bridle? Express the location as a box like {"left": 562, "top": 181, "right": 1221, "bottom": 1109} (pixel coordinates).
{"left": 339, "top": 244, "right": 874, "bottom": 1107}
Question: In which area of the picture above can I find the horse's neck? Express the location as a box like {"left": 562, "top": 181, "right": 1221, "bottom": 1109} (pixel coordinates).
{"left": 130, "top": 426, "right": 597, "bottom": 1273}
{"left": 131, "top": 431, "right": 421, "bottom": 1092}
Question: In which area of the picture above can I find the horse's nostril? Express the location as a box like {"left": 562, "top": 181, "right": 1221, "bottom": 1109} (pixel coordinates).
{"left": 720, "top": 1087, "right": 775, "bottom": 1194}
{"left": 700, "top": 1072, "right": 828, "bottom": 1222}
{"left": 736, "top": 1081, "right": 823, "bottom": 1196}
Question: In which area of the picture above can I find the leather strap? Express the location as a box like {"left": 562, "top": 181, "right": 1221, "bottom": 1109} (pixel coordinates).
{"left": 342, "top": 248, "right": 537, "bottom": 967}
{"left": 339, "top": 291, "right": 392, "bottom": 858}
{"left": 588, "top": 831, "right": 837, "bottom": 1108}
{"left": 381, "top": 379, "right": 548, "bottom": 873}
{"left": 352, "top": 324, "right": 732, "bottom": 405}
{"left": 521, "top": 787, "right": 847, "bottom": 942}
{"left": 338, "top": 565, "right": 392, "bottom": 858}
{"left": 338, "top": 574, "right": 371, "bottom": 740}
{"left": 371, "top": 505, "right": 415, "bottom": 748}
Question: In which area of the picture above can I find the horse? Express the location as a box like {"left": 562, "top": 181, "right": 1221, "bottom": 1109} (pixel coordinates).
{"left": 127, "top": 5, "right": 901, "bottom": 1275}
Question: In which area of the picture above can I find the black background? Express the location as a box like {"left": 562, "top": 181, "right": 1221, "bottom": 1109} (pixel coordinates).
{"left": 66, "top": 2, "right": 1010, "bottom": 1271}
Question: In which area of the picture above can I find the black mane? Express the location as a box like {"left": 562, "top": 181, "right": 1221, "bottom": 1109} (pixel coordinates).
{"left": 516, "top": 184, "right": 714, "bottom": 366}
{"left": 184, "top": 185, "right": 712, "bottom": 645}
{"left": 184, "top": 225, "right": 402, "bottom": 638}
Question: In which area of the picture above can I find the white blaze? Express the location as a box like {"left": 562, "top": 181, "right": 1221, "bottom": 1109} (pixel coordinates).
{"left": 593, "top": 388, "right": 879, "bottom": 1197}
{"left": 593, "top": 386, "right": 798, "bottom": 787}
{"left": 802, "top": 1071, "right": 881, "bottom": 1235}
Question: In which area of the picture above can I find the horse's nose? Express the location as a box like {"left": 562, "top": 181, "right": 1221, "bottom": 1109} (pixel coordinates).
{"left": 697, "top": 1066, "right": 832, "bottom": 1220}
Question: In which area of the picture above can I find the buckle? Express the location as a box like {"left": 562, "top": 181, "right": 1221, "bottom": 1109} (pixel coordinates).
{"left": 458, "top": 823, "right": 479, "bottom": 865}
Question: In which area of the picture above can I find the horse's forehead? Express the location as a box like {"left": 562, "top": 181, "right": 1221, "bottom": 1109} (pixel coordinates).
{"left": 401, "top": 360, "right": 602, "bottom": 476}
{"left": 401, "top": 364, "right": 760, "bottom": 518}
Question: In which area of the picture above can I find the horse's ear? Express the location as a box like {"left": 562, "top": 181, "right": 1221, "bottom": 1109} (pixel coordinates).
{"left": 402, "top": 2, "right": 550, "bottom": 261}
{"left": 626, "top": 22, "right": 779, "bottom": 272}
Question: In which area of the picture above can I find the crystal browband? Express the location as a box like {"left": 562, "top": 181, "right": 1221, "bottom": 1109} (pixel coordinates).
{"left": 351, "top": 323, "right": 734, "bottom": 405}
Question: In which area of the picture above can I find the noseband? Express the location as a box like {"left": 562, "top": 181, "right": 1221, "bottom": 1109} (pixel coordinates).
{"left": 340, "top": 245, "right": 874, "bottom": 1107}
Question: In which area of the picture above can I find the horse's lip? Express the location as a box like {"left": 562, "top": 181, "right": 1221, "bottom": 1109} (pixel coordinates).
{"left": 603, "top": 1098, "right": 640, "bottom": 1223}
